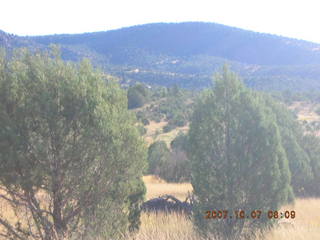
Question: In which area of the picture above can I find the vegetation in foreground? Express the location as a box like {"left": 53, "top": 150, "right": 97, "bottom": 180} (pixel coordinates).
{"left": 1, "top": 47, "right": 320, "bottom": 240}
{"left": 0, "top": 48, "right": 147, "bottom": 240}
{"left": 131, "top": 199, "right": 320, "bottom": 240}
{"left": 131, "top": 176, "right": 320, "bottom": 240}
{"left": 142, "top": 67, "right": 320, "bottom": 239}
{"left": 188, "top": 66, "right": 293, "bottom": 240}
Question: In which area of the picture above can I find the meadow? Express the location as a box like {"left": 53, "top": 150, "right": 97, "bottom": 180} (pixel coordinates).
{"left": 134, "top": 175, "right": 320, "bottom": 240}
{"left": 1, "top": 175, "right": 320, "bottom": 239}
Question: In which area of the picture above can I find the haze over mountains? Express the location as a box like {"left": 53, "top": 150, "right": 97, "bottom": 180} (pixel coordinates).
{"left": 1, "top": 22, "right": 320, "bottom": 90}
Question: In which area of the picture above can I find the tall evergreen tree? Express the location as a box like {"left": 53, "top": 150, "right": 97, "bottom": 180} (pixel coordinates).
{"left": 187, "top": 66, "right": 293, "bottom": 240}
{"left": 300, "top": 122, "right": 320, "bottom": 196}
{"left": 262, "top": 95, "right": 313, "bottom": 196}
{"left": 0, "top": 48, "right": 147, "bottom": 240}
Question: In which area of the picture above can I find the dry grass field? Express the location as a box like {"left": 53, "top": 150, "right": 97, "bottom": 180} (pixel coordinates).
{"left": 144, "top": 120, "right": 189, "bottom": 146}
{"left": 1, "top": 176, "right": 319, "bottom": 239}
{"left": 143, "top": 175, "right": 193, "bottom": 201}
{"left": 144, "top": 120, "right": 168, "bottom": 145}
{"left": 134, "top": 175, "right": 320, "bottom": 240}
{"left": 289, "top": 101, "right": 320, "bottom": 122}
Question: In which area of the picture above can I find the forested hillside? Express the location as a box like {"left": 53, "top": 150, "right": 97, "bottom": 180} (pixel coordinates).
{"left": 1, "top": 22, "right": 320, "bottom": 90}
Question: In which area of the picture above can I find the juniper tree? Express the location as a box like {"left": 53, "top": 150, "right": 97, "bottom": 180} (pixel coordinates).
{"left": 147, "top": 141, "right": 170, "bottom": 176}
{"left": 0, "top": 48, "right": 147, "bottom": 240}
{"left": 187, "top": 66, "right": 293, "bottom": 240}
{"left": 300, "top": 122, "right": 320, "bottom": 196}
{"left": 262, "top": 95, "right": 313, "bottom": 196}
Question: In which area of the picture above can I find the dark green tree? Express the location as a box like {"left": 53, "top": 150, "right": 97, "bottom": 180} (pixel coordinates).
{"left": 263, "top": 95, "right": 313, "bottom": 196}
{"left": 126, "top": 177, "right": 147, "bottom": 233}
{"left": 147, "top": 141, "right": 170, "bottom": 176}
{"left": 300, "top": 122, "right": 320, "bottom": 196}
{"left": 0, "top": 48, "right": 147, "bottom": 240}
{"left": 187, "top": 66, "right": 293, "bottom": 240}
{"left": 127, "top": 83, "right": 149, "bottom": 109}
{"left": 161, "top": 132, "right": 191, "bottom": 182}
{"left": 170, "top": 132, "right": 188, "bottom": 150}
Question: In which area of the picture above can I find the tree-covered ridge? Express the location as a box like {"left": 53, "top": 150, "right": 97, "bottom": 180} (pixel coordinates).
{"left": 0, "top": 30, "right": 43, "bottom": 51}
{"left": 2, "top": 22, "right": 320, "bottom": 90}
{"left": 28, "top": 22, "right": 320, "bottom": 65}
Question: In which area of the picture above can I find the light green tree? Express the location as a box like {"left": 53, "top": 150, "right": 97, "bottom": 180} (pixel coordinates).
{"left": 0, "top": 48, "right": 147, "bottom": 240}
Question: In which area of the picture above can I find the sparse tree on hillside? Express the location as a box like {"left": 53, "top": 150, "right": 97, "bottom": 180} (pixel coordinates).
{"left": 0, "top": 48, "right": 147, "bottom": 240}
{"left": 127, "top": 83, "right": 149, "bottom": 109}
{"left": 187, "top": 66, "right": 293, "bottom": 240}
{"left": 147, "top": 141, "right": 170, "bottom": 176}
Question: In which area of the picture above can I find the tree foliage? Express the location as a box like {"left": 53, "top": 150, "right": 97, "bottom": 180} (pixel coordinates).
{"left": 147, "top": 141, "right": 170, "bottom": 176}
{"left": 187, "top": 66, "right": 293, "bottom": 240}
{"left": 0, "top": 48, "right": 147, "bottom": 240}
{"left": 127, "top": 83, "right": 149, "bottom": 109}
{"left": 146, "top": 133, "right": 191, "bottom": 182}
{"left": 262, "top": 95, "right": 313, "bottom": 196}
{"left": 163, "top": 132, "right": 191, "bottom": 182}
{"left": 300, "top": 122, "right": 320, "bottom": 196}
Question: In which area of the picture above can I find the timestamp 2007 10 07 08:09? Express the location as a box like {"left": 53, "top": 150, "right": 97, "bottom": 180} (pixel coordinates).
{"left": 204, "top": 210, "right": 296, "bottom": 220}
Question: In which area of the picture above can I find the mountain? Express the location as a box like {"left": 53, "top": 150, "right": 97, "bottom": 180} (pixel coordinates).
{"left": 0, "top": 30, "right": 43, "bottom": 51}
{"left": 2, "top": 22, "right": 320, "bottom": 90}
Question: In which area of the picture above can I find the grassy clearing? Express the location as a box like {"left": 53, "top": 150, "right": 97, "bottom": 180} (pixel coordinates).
{"left": 1, "top": 177, "right": 320, "bottom": 239}
{"left": 144, "top": 120, "right": 189, "bottom": 146}
{"left": 131, "top": 212, "right": 199, "bottom": 240}
{"left": 143, "top": 175, "right": 193, "bottom": 201}
{"left": 154, "top": 125, "right": 189, "bottom": 147}
{"left": 144, "top": 120, "right": 168, "bottom": 145}
{"left": 289, "top": 101, "right": 320, "bottom": 122}
{"left": 137, "top": 176, "right": 320, "bottom": 240}
{"left": 130, "top": 198, "right": 320, "bottom": 240}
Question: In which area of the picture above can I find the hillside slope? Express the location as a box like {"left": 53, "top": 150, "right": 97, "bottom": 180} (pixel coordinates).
{"left": 2, "top": 22, "right": 320, "bottom": 90}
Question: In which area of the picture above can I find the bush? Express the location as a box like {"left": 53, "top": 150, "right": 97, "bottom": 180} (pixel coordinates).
{"left": 163, "top": 123, "right": 175, "bottom": 133}
{"left": 159, "top": 140, "right": 191, "bottom": 183}
{"left": 147, "top": 141, "right": 170, "bottom": 175}
{"left": 127, "top": 83, "right": 149, "bottom": 109}
{"left": 137, "top": 124, "right": 147, "bottom": 135}
{"left": 142, "top": 118, "right": 150, "bottom": 125}
{"left": 146, "top": 133, "right": 191, "bottom": 183}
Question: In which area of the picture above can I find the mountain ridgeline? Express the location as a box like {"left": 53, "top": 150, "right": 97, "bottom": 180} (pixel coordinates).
{"left": 1, "top": 22, "right": 320, "bottom": 90}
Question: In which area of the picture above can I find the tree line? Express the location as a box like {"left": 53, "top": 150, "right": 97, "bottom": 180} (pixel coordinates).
{"left": 146, "top": 66, "right": 320, "bottom": 239}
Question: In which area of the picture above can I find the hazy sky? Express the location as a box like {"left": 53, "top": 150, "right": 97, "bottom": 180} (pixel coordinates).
{"left": 1, "top": 0, "right": 320, "bottom": 43}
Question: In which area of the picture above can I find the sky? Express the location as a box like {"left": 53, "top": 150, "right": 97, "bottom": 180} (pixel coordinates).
{"left": 1, "top": 0, "right": 320, "bottom": 43}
